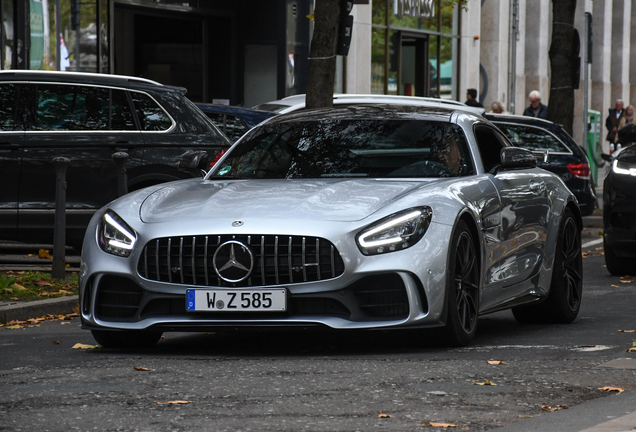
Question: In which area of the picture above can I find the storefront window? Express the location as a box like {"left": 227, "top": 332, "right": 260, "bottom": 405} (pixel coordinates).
{"left": 371, "top": 0, "right": 459, "bottom": 99}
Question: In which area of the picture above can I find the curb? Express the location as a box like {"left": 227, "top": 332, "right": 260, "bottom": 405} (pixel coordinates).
{"left": 0, "top": 295, "right": 79, "bottom": 323}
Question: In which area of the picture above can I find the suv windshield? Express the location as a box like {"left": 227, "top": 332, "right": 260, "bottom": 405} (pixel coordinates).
{"left": 209, "top": 119, "right": 473, "bottom": 179}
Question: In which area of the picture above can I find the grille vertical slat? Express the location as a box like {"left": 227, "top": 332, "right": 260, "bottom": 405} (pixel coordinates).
{"left": 179, "top": 237, "right": 184, "bottom": 284}
{"left": 287, "top": 237, "right": 293, "bottom": 284}
{"left": 155, "top": 239, "right": 161, "bottom": 281}
{"left": 138, "top": 234, "right": 344, "bottom": 288}
{"left": 204, "top": 236, "right": 209, "bottom": 286}
{"left": 274, "top": 236, "right": 280, "bottom": 285}
{"left": 260, "top": 236, "right": 265, "bottom": 284}
{"left": 191, "top": 237, "right": 197, "bottom": 286}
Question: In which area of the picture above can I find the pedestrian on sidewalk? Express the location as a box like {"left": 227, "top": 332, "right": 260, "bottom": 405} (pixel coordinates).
{"left": 615, "top": 104, "right": 636, "bottom": 147}
{"left": 465, "top": 89, "right": 483, "bottom": 108}
{"left": 523, "top": 90, "right": 548, "bottom": 119}
{"left": 605, "top": 99, "right": 624, "bottom": 145}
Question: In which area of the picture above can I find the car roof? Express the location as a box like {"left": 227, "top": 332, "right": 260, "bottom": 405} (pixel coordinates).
{"left": 0, "top": 70, "right": 166, "bottom": 89}
{"left": 262, "top": 104, "right": 470, "bottom": 125}
{"left": 485, "top": 112, "right": 562, "bottom": 128}
{"left": 254, "top": 94, "right": 486, "bottom": 116}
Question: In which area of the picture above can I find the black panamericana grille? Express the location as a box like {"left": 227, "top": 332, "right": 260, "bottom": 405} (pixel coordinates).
{"left": 137, "top": 234, "right": 345, "bottom": 287}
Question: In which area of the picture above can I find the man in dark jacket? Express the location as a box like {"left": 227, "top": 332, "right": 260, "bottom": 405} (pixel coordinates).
{"left": 523, "top": 90, "right": 548, "bottom": 119}
{"left": 605, "top": 99, "right": 624, "bottom": 144}
{"left": 465, "top": 89, "right": 483, "bottom": 108}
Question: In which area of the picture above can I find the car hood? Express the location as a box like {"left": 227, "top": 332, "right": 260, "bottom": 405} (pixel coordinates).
{"left": 139, "top": 178, "right": 434, "bottom": 223}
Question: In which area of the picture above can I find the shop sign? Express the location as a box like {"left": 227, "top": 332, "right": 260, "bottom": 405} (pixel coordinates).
{"left": 393, "top": 0, "right": 436, "bottom": 19}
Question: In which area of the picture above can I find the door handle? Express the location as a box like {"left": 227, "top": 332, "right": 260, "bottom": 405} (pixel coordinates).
{"left": 528, "top": 180, "right": 545, "bottom": 194}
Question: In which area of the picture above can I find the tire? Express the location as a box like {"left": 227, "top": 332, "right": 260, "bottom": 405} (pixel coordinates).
{"left": 441, "top": 220, "right": 480, "bottom": 347}
{"left": 512, "top": 208, "right": 582, "bottom": 324}
{"left": 91, "top": 329, "right": 163, "bottom": 349}
{"left": 604, "top": 238, "right": 635, "bottom": 276}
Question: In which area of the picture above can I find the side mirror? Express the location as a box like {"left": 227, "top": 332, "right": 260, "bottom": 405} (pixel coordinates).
{"left": 177, "top": 150, "right": 209, "bottom": 177}
{"left": 491, "top": 147, "right": 537, "bottom": 174}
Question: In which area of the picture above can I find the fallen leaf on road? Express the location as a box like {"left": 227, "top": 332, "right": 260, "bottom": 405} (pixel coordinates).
{"left": 619, "top": 280, "right": 632, "bottom": 284}
{"left": 628, "top": 348, "right": 636, "bottom": 352}
{"left": 52, "top": 341, "right": 62, "bottom": 345}
{"left": 473, "top": 381, "right": 497, "bottom": 386}
{"left": 619, "top": 330, "right": 636, "bottom": 333}
{"left": 620, "top": 276, "right": 633, "bottom": 280}
{"left": 582, "top": 252, "right": 589, "bottom": 258}
{"left": 61, "top": 322, "right": 70, "bottom": 325}
{"left": 378, "top": 413, "right": 391, "bottom": 418}
{"left": 38, "top": 249, "right": 52, "bottom": 259}
{"left": 486, "top": 360, "right": 507, "bottom": 365}
{"left": 611, "top": 284, "right": 619, "bottom": 287}
{"left": 598, "top": 387, "right": 624, "bottom": 394}
{"left": 72, "top": 343, "right": 99, "bottom": 349}
{"left": 5, "top": 325, "right": 22, "bottom": 329}
{"left": 541, "top": 404, "right": 567, "bottom": 412}
{"left": 421, "top": 422, "right": 458, "bottom": 428}
{"left": 134, "top": 367, "right": 155, "bottom": 371}
{"left": 157, "top": 401, "right": 192, "bottom": 405}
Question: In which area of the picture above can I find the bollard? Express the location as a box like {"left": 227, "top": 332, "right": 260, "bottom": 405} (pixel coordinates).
{"left": 52, "top": 157, "right": 70, "bottom": 280}
{"left": 112, "top": 152, "right": 129, "bottom": 196}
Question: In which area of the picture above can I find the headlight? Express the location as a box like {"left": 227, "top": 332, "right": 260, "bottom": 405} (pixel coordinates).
{"left": 356, "top": 207, "right": 432, "bottom": 255}
{"left": 98, "top": 211, "right": 137, "bottom": 257}
{"left": 612, "top": 160, "right": 636, "bottom": 176}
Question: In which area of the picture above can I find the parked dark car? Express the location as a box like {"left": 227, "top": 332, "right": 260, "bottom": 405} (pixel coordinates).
{"left": 601, "top": 145, "right": 636, "bottom": 275}
{"left": 486, "top": 114, "right": 597, "bottom": 216}
{"left": 0, "top": 70, "right": 230, "bottom": 249}
{"left": 195, "top": 103, "right": 276, "bottom": 142}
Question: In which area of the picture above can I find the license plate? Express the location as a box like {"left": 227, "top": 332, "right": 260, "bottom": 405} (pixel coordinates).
{"left": 186, "top": 289, "right": 287, "bottom": 312}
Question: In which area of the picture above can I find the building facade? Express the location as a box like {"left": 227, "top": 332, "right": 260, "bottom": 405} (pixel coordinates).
{"left": 1, "top": 0, "right": 634, "bottom": 149}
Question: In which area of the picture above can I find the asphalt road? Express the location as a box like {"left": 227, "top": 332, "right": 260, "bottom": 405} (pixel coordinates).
{"left": 1, "top": 221, "right": 635, "bottom": 432}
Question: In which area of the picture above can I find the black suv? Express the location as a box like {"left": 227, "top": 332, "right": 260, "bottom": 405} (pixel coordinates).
{"left": 486, "top": 113, "right": 597, "bottom": 216}
{"left": 0, "top": 71, "right": 230, "bottom": 249}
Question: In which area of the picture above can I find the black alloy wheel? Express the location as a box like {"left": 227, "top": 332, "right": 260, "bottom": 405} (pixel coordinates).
{"left": 513, "top": 207, "right": 582, "bottom": 323}
{"left": 604, "top": 237, "right": 636, "bottom": 276}
{"left": 443, "top": 220, "right": 480, "bottom": 346}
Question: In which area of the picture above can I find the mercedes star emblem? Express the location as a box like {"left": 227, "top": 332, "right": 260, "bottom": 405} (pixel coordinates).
{"left": 232, "top": 220, "right": 244, "bottom": 227}
{"left": 212, "top": 240, "right": 254, "bottom": 283}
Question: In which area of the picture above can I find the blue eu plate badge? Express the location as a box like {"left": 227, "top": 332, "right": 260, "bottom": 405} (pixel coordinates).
{"left": 186, "top": 290, "right": 196, "bottom": 311}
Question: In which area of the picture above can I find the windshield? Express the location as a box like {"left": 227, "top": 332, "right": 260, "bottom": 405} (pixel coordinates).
{"left": 208, "top": 118, "right": 474, "bottom": 179}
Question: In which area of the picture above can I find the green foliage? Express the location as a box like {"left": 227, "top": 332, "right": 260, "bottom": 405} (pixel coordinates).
{"left": 0, "top": 271, "right": 78, "bottom": 302}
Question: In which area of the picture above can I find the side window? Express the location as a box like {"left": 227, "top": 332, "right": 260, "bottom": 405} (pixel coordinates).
{"left": 129, "top": 92, "right": 173, "bottom": 131}
{"left": 474, "top": 125, "right": 508, "bottom": 173}
{"left": 204, "top": 112, "right": 248, "bottom": 141}
{"left": 31, "top": 84, "right": 136, "bottom": 131}
{"left": 496, "top": 123, "right": 571, "bottom": 153}
{"left": 0, "top": 84, "right": 22, "bottom": 131}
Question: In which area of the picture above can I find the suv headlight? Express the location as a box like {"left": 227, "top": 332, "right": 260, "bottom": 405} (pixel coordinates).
{"left": 612, "top": 159, "right": 636, "bottom": 176}
{"left": 98, "top": 211, "right": 137, "bottom": 257}
{"left": 356, "top": 207, "right": 432, "bottom": 255}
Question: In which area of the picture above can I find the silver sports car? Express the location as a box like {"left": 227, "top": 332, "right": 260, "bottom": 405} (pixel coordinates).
{"left": 79, "top": 105, "right": 583, "bottom": 348}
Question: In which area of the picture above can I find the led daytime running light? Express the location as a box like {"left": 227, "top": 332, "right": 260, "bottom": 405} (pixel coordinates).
{"left": 613, "top": 160, "right": 636, "bottom": 176}
{"left": 358, "top": 210, "right": 423, "bottom": 248}
{"left": 104, "top": 213, "right": 136, "bottom": 249}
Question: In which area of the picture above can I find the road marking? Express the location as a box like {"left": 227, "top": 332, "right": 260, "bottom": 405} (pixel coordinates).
{"left": 582, "top": 238, "right": 603, "bottom": 248}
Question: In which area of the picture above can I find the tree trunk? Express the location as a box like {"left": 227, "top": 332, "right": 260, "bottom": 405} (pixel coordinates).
{"left": 305, "top": 0, "right": 341, "bottom": 109}
{"left": 548, "top": 0, "right": 578, "bottom": 135}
